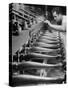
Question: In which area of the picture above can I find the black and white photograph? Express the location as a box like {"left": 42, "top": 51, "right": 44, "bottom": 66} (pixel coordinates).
{"left": 9, "top": 3, "right": 66, "bottom": 86}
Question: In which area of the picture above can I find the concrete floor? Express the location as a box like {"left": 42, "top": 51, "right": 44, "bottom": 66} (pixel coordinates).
{"left": 12, "top": 30, "right": 29, "bottom": 55}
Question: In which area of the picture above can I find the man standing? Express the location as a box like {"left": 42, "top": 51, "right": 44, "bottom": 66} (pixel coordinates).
{"left": 44, "top": 7, "right": 66, "bottom": 55}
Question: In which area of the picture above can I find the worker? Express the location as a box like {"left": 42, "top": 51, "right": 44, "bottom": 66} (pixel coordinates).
{"left": 44, "top": 7, "right": 66, "bottom": 58}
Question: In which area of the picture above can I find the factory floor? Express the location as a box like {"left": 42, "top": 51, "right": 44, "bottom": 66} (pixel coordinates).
{"left": 12, "top": 30, "right": 29, "bottom": 55}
